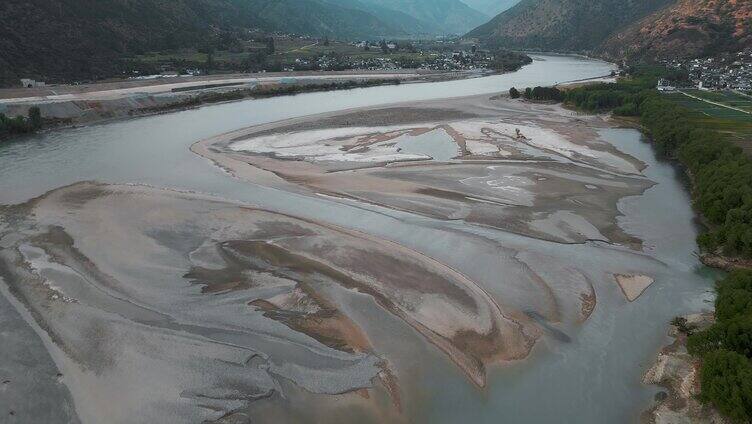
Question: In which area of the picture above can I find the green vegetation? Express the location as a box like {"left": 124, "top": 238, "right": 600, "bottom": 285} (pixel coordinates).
{"left": 664, "top": 93, "right": 752, "bottom": 121}
{"left": 509, "top": 87, "right": 520, "bottom": 99}
{"left": 488, "top": 50, "right": 532, "bottom": 72}
{"left": 0, "top": 0, "right": 487, "bottom": 86}
{"left": 521, "top": 86, "right": 563, "bottom": 101}
{"left": 467, "top": 0, "right": 673, "bottom": 53}
{"left": 661, "top": 93, "right": 752, "bottom": 156}
{"left": 683, "top": 90, "right": 752, "bottom": 114}
{"left": 127, "top": 37, "right": 484, "bottom": 76}
{"left": 0, "top": 107, "right": 43, "bottom": 139}
{"left": 687, "top": 271, "right": 752, "bottom": 423}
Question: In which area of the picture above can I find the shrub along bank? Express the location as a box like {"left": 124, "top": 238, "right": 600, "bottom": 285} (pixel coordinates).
{"left": 0, "top": 106, "right": 42, "bottom": 140}
{"left": 687, "top": 271, "right": 752, "bottom": 422}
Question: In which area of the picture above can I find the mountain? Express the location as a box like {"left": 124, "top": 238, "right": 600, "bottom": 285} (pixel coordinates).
{"left": 359, "top": 0, "right": 490, "bottom": 35}
{"left": 322, "top": 0, "right": 439, "bottom": 36}
{"left": 249, "top": 0, "right": 411, "bottom": 39}
{"left": 600, "top": 0, "right": 752, "bottom": 61}
{"left": 466, "top": 0, "right": 675, "bottom": 52}
{"left": 460, "top": 0, "right": 521, "bottom": 17}
{"left": 0, "top": 0, "right": 256, "bottom": 85}
{"left": 0, "top": 0, "right": 415, "bottom": 86}
{"left": 0, "top": 0, "right": 496, "bottom": 86}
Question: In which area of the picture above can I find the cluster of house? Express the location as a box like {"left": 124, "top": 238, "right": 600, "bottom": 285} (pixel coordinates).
{"left": 304, "top": 42, "right": 495, "bottom": 72}
{"left": 664, "top": 50, "right": 752, "bottom": 92}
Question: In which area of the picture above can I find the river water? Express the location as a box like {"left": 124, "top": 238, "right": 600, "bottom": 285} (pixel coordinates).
{"left": 0, "top": 55, "right": 716, "bottom": 423}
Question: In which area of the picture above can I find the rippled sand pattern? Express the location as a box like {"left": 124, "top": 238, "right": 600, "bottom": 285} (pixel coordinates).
{"left": 0, "top": 182, "right": 538, "bottom": 422}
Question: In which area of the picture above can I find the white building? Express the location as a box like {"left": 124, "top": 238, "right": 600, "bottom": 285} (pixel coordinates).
{"left": 656, "top": 79, "right": 676, "bottom": 92}
{"left": 20, "top": 78, "right": 45, "bottom": 88}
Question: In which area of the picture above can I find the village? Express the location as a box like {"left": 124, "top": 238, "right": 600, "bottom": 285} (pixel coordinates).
{"left": 662, "top": 49, "right": 752, "bottom": 93}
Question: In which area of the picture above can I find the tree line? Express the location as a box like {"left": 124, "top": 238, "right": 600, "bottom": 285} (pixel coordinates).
{"left": 509, "top": 86, "right": 564, "bottom": 101}
{"left": 685, "top": 271, "right": 752, "bottom": 422}
{"left": 489, "top": 51, "right": 532, "bottom": 73}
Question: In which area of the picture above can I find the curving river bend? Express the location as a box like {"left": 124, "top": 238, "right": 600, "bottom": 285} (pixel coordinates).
{"left": 0, "top": 55, "right": 716, "bottom": 423}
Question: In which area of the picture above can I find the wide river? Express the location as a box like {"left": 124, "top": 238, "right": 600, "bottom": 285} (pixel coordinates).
{"left": 0, "top": 55, "right": 716, "bottom": 423}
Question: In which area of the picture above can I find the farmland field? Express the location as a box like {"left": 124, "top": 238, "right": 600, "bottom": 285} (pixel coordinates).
{"left": 682, "top": 89, "right": 752, "bottom": 113}
{"left": 664, "top": 91, "right": 752, "bottom": 154}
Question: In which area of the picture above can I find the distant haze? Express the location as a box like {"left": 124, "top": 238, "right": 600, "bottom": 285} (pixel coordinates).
{"left": 460, "top": 0, "right": 521, "bottom": 17}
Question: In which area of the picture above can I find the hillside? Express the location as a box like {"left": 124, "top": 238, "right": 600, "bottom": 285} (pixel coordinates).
{"left": 249, "top": 0, "right": 410, "bottom": 39}
{"left": 322, "top": 0, "right": 439, "bottom": 36}
{"left": 359, "top": 0, "right": 489, "bottom": 34}
{"left": 0, "top": 0, "right": 412, "bottom": 86}
{"left": 0, "top": 0, "right": 246, "bottom": 85}
{"left": 466, "top": 0, "right": 675, "bottom": 52}
{"left": 459, "top": 0, "right": 521, "bottom": 18}
{"left": 600, "top": 0, "right": 752, "bottom": 61}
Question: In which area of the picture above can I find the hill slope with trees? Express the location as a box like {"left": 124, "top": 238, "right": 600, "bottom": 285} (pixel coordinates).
{"left": 0, "top": 0, "right": 431, "bottom": 86}
{"left": 459, "top": 0, "right": 521, "bottom": 18}
{"left": 466, "top": 0, "right": 751, "bottom": 61}
{"left": 466, "top": 0, "right": 674, "bottom": 52}
{"left": 599, "top": 0, "right": 752, "bottom": 61}
{"left": 358, "top": 0, "right": 489, "bottom": 34}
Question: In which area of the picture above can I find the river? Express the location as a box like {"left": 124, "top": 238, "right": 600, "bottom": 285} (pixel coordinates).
{"left": 0, "top": 55, "right": 716, "bottom": 423}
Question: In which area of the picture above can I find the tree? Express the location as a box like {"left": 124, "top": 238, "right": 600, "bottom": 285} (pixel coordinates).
{"left": 699, "top": 350, "right": 752, "bottom": 422}
{"left": 266, "top": 37, "right": 275, "bottom": 55}
{"left": 323, "top": 37, "right": 330, "bottom": 46}
{"left": 245, "top": 50, "right": 267, "bottom": 70}
{"left": 509, "top": 87, "right": 520, "bottom": 99}
{"left": 380, "top": 40, "right": 389, "bottom": 54}
{"left": 205, "top": 52, "right": 214, "bottom": 73}
{"left": 524, "top": 87, "right": 533, "bottom": 99}
{"left": 28, "top": 107, "right": 42, "bottom": 130}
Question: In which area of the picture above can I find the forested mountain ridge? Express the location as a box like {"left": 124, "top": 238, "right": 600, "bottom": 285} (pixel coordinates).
{"left": 248, "top": 0, "right": 409, "bottom": 39}
{"left": 0, "top": 0, "right": 266, "bottom": 85}
{"left": 466, "top": 0, "right": 752, "bottom": 61}
{"left": 599, "top": 0, "right": 752, "bottom": 61}
{"left": 466, "top": 0, "right": 674, "bottom": 52}
{"left": 322, "top": 0, "right": 440, "bottom": 36}
{"left": 0, "top": 0, "right": 491, "bottom": 87}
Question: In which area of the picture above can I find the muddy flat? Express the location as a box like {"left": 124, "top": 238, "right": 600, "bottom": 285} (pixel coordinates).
{"left": 1, "top": 89, "right": 694, "bottom": 424}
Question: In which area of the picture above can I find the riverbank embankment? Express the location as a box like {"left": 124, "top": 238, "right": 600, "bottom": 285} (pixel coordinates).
{"left": 0, "top": 69, "right": 479, "bottom": 135}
